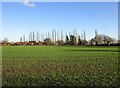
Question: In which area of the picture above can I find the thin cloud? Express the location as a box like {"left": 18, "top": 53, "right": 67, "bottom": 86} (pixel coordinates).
{"left": 23, "top": 0, "right": 35, "bottom": 7}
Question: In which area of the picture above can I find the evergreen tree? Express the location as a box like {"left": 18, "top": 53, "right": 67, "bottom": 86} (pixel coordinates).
{"left": 65, "top": 35, "right": 69, "bottom": 45}
{"left": 78, "top": 35, "right": 81, "bottom": 45}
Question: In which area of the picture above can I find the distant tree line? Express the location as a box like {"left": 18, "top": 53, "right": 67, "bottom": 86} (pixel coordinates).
{"left": 0, "top": 30, "right": 119, "bottom": 46}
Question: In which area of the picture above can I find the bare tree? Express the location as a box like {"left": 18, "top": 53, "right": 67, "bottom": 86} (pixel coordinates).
{"left": 20, "top": 37, "right": 22, "bottom": 42}
{"left": 3, "top": 37, "right": 9, "bottom": 43}
{"left": 95, "top": 30, "right": 99, "bottom": 45}
{"left": 61, "top": 30, "right": 63, "bottom": 41}
{"left": 23, "top": 34, "right": 25, "bottom": 42}
{"left": 55, "top": 30, "right": 56, "bottom": 43}
{"left": 73, "top": 30, "right": 76, "bottom": 45}
{"left": 41, "top": 33, "right": 44, "bottom": 42}
{"left": 36, "top": 31, "right": 40, "bottom": 42}
{"left": 48, "top": 31, "right": 51, "bottom": 39}
{"left": 75, "top": 30, "right": 78, "bottom": 45}
{"left": 69, "top": 32, "right": 71, "bottom": 40}
{"left": 57, "top": 31, "right": 59, "bottom": 41}
{"left": 33, "top": 31, "right": 35, "bottom": 41}
{"left": 52, "top": 30, "right": 54, "bottom": 43}
{"left": 29, "top": 32, "right": 32, "bottom": 41}
{"left": 84, "top": 30, "right": 86, "bottom": 45}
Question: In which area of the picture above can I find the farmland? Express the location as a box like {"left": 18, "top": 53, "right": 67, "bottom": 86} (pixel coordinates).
{"left": 2, "top": 46, "right": 119, "bottom": 86}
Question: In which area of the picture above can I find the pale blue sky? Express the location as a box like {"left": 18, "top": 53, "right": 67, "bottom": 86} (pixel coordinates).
{"left": 2, "top": 2, "right": 118, "bottom": 42}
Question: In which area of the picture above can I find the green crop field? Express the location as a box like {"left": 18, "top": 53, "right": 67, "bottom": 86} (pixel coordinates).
{"left": 2, "top": 46, "right": 119, "bottom": 86}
